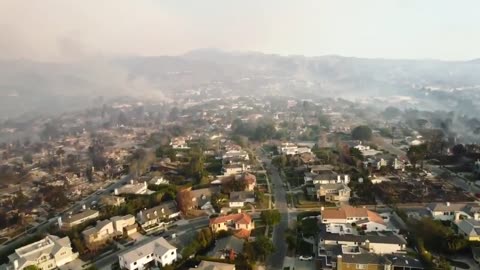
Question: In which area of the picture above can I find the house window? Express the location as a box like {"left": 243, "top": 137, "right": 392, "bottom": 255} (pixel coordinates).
{"left": 356, "top": 264, "right": 366, "bottom": 269}
{"left": 171, "top": 251, "right": 175, "bottom": 255}
{"left": 134, "top": 262, "right": 137, "bottom": 265}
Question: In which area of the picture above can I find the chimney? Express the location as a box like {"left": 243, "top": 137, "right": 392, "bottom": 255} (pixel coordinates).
{"left": 344, "top": 175, "right": 350, "bottom": 183}
{"left": 337, "top": 175, "right": 341, "bottom": 183}
{"left": 82, "top": 204, "right": 86, "bottom": 210}
{"left": 321, "top": 206, "right": 325, "bottom": 211}
{"left": 144, "top": 181, "right": 147, "bottom": 187}
{"left": 446, "top": 202, "right": 450, "bottom": 207}
{"left": 474, "top": 213, "right": 480, "bottom": 220}
{"left": 130, "top": 179, "right": 134, "bottom": 185}
{"left": 237, "top": 208, "right": 242, "bottom": 214}
{"left": 365, "top": 240, "right": 371, "bottom": 251}
{"left": 161, "top": 208, "right": 165, "bottom": 213}
{"left": 336, "top": 255, "right": 343, "bottom": 270}
{"left": 57, "top": 217, "right": 63, "bottom": 228}
{"left": 13, "top": 260, "right": 19, "bottom": 270}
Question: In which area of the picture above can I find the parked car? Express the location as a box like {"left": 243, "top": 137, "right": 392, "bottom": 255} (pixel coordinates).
{"left": 299, "top": 255, "right": 313, "bottom": 261}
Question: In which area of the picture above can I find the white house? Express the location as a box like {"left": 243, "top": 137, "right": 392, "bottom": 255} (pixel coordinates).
{"left": 321, "top": 206, "right": 388, "bottom": 232}
{"left": 149, "top": 176, "right": 169, "bottom": 186}
{"left": 278, "top": 142, "right": 312, "bottom": 156}
{"left": 316, "top": 184, "right": 351, "bottom": 203}
{"left": 7, "top": 235, "right": 78, "bottom": 270}
{"left": 223, "top": 164, "right": 249, "bottom": 176}
{"left": 118, "top": 237, "right": 177, "bottom": 270}
{"left": 427, "top": 202, "right": 480, "bottom": 221}
{"left": 170, "top": 137, "right": 190, "bottom": 149}
{"left": 115, "top": 180, "right": 148, "bottom": 195}
{"left": 304, "top": 171, "right": 350, "bottom": 185}
{"left": 456, "top": 219, "right": 480, "bottom": 241}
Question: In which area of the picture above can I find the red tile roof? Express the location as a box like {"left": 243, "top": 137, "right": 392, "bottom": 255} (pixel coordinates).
{"left": 321, "top": 206, "right": 385, "bottom": 225}
{"left": 234, "top": 229, "right": 251, "bottom": 239}
{"left": 209, "top": 213, "right": 252, "bottom": 226}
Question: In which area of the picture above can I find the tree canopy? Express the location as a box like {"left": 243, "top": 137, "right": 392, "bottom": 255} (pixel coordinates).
{"left": 407, "top": 144, "right": 427, "bottom": 169}
{"left": 260, "top": 210, "right": 281, "bottom": 226}
{"left": 351, "top": 125, "right": 373, "bottom": 141}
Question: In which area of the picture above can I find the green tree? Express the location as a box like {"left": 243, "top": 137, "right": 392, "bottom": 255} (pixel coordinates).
{"left": 24, "top": 265, "right": 40, "bottom": 270}
{"left": 407, "top": 144, "right": 427, "bottom": 169}
{"left": 260, "top": 210, "right": 281, "bottom": 226}
{"left": 251, "top": 236, "right": 275, "bottom": 262}
{"left": 351, "top": 125, "right": 373, "bottom": 141}
{"left": 272, "top": 155, "right": 287, "bottom": 169}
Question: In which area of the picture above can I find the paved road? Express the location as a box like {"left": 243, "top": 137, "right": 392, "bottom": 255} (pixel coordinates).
{"left": 0, "top": 174, "right": 132, "bottom": 254}
{"left": 94, "top": 216, "right": 210, "bottom": 270}
{"left": 261, "top": 155, "right": 288, "bottom": 270}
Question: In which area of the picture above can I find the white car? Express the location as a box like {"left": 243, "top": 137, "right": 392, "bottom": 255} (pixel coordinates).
{"left": 299, "top": 255, "right": 313, "bottom": 261}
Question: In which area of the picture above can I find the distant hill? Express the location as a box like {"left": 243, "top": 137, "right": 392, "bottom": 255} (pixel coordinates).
{"left": 1, "top": 49, "right": 480, "bottom": 118}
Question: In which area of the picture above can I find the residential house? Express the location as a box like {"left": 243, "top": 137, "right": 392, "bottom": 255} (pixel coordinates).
{"left": 223, "top": 164, "right": 249, "bottom": 176}
{"left": 209, "top": 212, "right": 254, "bottom": 237}
{"left": 6, "top": 235, "right": 78, "bottom": 270}
{"left": 336, "top": 253, "right": 386, "bottom": 270}
{"left": 299, "top": 152, "right": 316, "bottom": 164}
{"left": 316, "top": 183, "right": 351, "bottom": 203}
{"left": 456, "top": 219, "right": 480, "bottom": 241}
{"left": 137, "top": 201, "right": 180, "bottom": 232}
{"left": 60, "top": 209, "right": 99, "bottom": 230}
{"left": 278, "top": 142, "right": 311, "bottom": 155}
{"left": 111, "top": 215, "right": 136, "bottom": 235}
{"left": 170, "top": 137, "right": 190, "bottom": 149}
{"left": 304, "top": 171, "right": 350, "bottom": 185}
{"left": 118, "top": 237, "right": 177, "bottom": 270}
{"left": 82, "top": 215, "right": 136, "bottom": 245}
{"left": 190, "top": 187, "right": 219, "bottom": 210}
{"left": 82, "top": 219, "right": 115, "bottom": 246}
{"left": 310, "top": 164, "right": 334, "bottom": 174}
{"left": 384, "top": 254, "right": 424, "bottom": 270}
{"left": 191, "top": 261, "right": 235, "bottom": 270}
{"left": 319, "top": 231, "right": 407, "bottom": 255}
{"left": 239, "top": 172, "right": 256, "bottom": 191}
{"left": 148, "top": 176, "right": 169, "bottom": 186}
{"left": 100, "top": 195, "right": 126, "bottom": 207}
{"left": 114, "top": 181, "right": 148, "bottom": 195}
{"left": 207, "top": 235, "right": 244, "bottom": 260}
{"left": 364, "top": 157, "right": 388, "bottom": 171}
{"left": 222, "top": 150, "right": 249, "bottom": 161}
{"left": 334, "top": 253, "right": 423, "bottom": 270}
{"left": 321, "top": 206, "right": 387, "bottom": 232}
{"left": 229, "top": 191, "right": 255, "bottom": 208}
{"left": 427, "top": 202, "right": 480, "bottom": 221}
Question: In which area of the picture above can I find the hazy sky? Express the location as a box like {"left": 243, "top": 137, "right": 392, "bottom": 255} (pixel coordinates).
{"left": 1, "top": 0, "right": 479, "bottom": 61}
